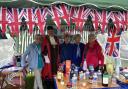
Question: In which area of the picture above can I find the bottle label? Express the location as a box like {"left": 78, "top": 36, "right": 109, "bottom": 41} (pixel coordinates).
{"left": 103, "top": 75, "right": 109, "bottom": 84}
{"left": 72, "top": 77, "right": 77, "bottom": 85}
{"left": 89, "top": 65, "right": 94, "bottom": 71}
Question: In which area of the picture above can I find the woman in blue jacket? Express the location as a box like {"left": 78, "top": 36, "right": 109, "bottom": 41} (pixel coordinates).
{"left": 21, "top": 34, "right": 44, "bottom": 89}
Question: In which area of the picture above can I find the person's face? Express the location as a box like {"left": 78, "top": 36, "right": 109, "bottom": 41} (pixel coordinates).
{"left": 48, "top": 30, "right": 54, "bottom": 36}
{"left": 75, "top": 36, "right": 81, "bottom": 43}
{"left": 88, "top": 36, "right": 95, "bottom": 43}
{"left": 64, "top": 37, "right": 70, "bottom": 43}
{"left": 35, "top": 36, "right": 41, "bottom": 44}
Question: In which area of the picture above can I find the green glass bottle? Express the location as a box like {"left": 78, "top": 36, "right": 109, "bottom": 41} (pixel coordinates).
{"left": 102, "top": 65, "right": 109, "bottom": 87}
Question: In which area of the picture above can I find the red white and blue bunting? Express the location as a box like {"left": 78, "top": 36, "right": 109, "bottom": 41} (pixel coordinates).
{"left": 0, "top": 4, "right": 128, "bottom": 35}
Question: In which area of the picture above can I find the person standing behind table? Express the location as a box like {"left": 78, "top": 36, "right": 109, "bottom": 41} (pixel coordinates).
{"left": 41, "top": 26, "right": 60, "bottom": 79}
{"left": 60, "top": 33, "right": 73, "bottom": 63}
{"left": 72, "top": 34, "right": 85, "bottom": 67}
{"left": 82, "top": 34, "right": 104, "bottom": 71}
{"left": 21, "top": 34, "right": 44, "bottom": 89}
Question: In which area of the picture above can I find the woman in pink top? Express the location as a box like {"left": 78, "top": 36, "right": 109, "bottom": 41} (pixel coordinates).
{"left": 83, "top": 34, "right": 104, "bottom": 71}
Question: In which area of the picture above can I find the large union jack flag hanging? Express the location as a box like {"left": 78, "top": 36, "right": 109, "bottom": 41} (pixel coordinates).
{"left": 105, "top": 27, "right": 123, "bottom": 57}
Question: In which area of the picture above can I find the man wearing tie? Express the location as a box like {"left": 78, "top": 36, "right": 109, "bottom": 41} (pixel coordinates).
{"left": 72, "top": 34, "right": 85, "bottom": 67}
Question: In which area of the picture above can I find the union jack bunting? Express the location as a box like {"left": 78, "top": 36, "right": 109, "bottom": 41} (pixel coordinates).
{"left": 0, "top": 7, "right": 8, "bottom": 33}
{"left": 70, "top": 7, "right": 75, "bottom": 20}
{"left": 72, "top": 7, "right": 86, "bottom": 30}
{"left": 7, "top": 8, "right": 14, "bottom": 34}
{"left": 34, "top": 7, "right": 48, "bottom": 34}
{"left": 115, "top": 12, "right": 127, "bottom": 30}
{"left": 48, "top": 5, "right": 62, "bottom": 29}
{"left": 59, "top": 4, "right": 70, "bottom": 26}
{"left": 105, "top": 27, "right": 123, "bottom": 57}
{"left": 18, "top": 8, "right": 28, "bottom": 22}
{"left": 94, "top": 10, "right": 107, "bottom": 32}
{"left": 87, "top": 10, "right": 99, "bottom": 29}
{"left": 26, "top": 8, "right": 35, "bottom": 34}
{"left": 7, "top": 8, "right": 20, "bottom": 35}
{"left": 107, "top": 11, "right": 123, "bottom": 31}
{"left": 0, "top": 5, "right": 128, "bottom": 34}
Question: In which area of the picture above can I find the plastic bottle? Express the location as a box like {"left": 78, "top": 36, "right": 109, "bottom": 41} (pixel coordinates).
{"left": 72, "top": 74, "right": 77, "bottom": 89}
{"left": 97, "top": 70, "right": 102, "bottom": 83}
{"left": 111, "top": 75, "right": 117, "bottom": 85}
{"left": 74, "top": 67, "right": 78, "bottom": 77}
{"left": 85, "top": 69, "right": 90, "bottom": 80}
{"left": 89, "top": 65, "right": 94, "bottom": 72}
{"left": 115, "top": 58, "right": 121, "bottom": 78}
{"left": 83, "top": 72, "right": 86, "bottom": 80}
{"left": 29, "top": 68, "right": 32, "bottom": 75}
{"left": 83, "top": 60, "right": 87, "bottom": 71}
{"left": 69, "top": 69, "right": 74, "bottom": 82}
{"left": 93, "top": 73, "right": 98, "bottom": 86}
{"left": 79, "top": 71, "right": 84, "bottom": 80}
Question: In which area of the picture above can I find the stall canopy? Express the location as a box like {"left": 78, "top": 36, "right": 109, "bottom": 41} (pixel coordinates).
{"left": 0, "top": 0, "right": 128, "bottom": 64}
{"left": 0, "top": 0, "right": 128, "bottom": 10}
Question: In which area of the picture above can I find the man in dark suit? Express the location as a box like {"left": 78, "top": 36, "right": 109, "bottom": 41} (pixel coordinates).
{"left": 72, "top": 34, "right": 85, "bottom": 67}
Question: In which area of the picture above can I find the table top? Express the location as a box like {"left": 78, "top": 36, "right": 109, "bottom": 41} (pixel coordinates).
{"left": 1, "top": 67, "right": 23, "bottom": 74}
{"left": 56, "top": 76, "right": 119, "bottom": 89}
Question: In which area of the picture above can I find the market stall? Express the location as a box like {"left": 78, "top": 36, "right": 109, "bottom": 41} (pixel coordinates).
{"left": 0, "top": 0, "right": 128, "bottom": 89}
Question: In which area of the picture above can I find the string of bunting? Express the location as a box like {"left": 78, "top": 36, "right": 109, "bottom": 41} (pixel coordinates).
{"left": 0, "top": 4, "right": 128, "bottom": 35}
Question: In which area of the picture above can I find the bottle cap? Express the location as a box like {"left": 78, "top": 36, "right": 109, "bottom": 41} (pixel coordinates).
{"left": 98, "top": 70, "right": 101, "bottom": 72}
{"left": 73, "top": 74, "right": 76, "bottom": 77}
{"left": 94, "top": 73, "right": 97, "bottom": 76}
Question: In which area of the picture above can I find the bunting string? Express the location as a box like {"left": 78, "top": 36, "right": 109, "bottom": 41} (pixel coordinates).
{"left": 0, "top": 4, "right": 128, "bottom": 35}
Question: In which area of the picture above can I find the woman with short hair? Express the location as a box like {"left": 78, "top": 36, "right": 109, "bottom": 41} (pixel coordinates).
{"left": 72, "top": 34, "right": 85, "bottom": 67}
{"left": 82, "top": 33, "right": 104, "bottom": 71}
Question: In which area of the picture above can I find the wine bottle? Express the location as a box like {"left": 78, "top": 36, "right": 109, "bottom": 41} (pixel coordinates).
{"left": 102, "top": 65, "right": 109, "bottom": 87}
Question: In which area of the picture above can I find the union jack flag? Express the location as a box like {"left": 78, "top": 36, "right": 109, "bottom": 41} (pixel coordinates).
{"left": 59, "top": 4, "right": 70, "bottom": 26}
{"left": 94, "top": 10, "right": 107, "bottom": 32}
{"left": 0, "top": 7, "right": 8, "bottom": 33}
{"left": 7, "top": 8, "right": 13, "bottom": 33}
{"left": 34, "top": 7, "right": 48, "bottom": 34}
{"left": 48, "top": 5, "right": 62, "bottom": 29}
{"left": 70, "top": 7, "right": 75, "bottom": 20}
{"left": 115, "top": 12, "right": 127, "bottom": 30}
{"left": 105, "top": 27, "right": 123, "bottom": 57}
{"left": 72, "top": 7, "right": 86, "bottom": 30}
{"left": 18, "top": 8, "right": 28, "bottom": 22}
{"left": 7, "top": 8, "right": 20, "bottom": 35}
